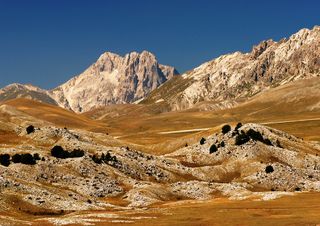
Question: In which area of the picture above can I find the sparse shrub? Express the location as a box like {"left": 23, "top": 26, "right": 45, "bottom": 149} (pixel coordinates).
{"left": 247, "top": 129, "right": 264, "bottom": 142}
{"left": 104, "top": 152, "right": 112, "bottom": 162}
{"left": 20, "top": 153, "right": 36, "bottom": 165}
{"left": 12, "top": 154, "right": 22, "bottom": 163}
{"left": 70, "top": 149, "right": 85, "bottom": 158}
{"left": 265, "top": 165, "right": 274, "bottom": 173}
{"left": 51, "top": 146, "right": 68, "bottom": 159}
{"left": 200, "top": 137, "right": 206, "bottom": 145}
{"left": 0, "top": 154, "right": 10, "bottom": 167}
{"left": 26, "top": 125, "right": 35, "bottom": 134}
{"left": 91, "top": 152, "right": 117, "bottom": 164}
{"left": 51, "top": 146, "right": 84, "bottom": 159}
{"left": 33, "top": 153, "right": 41, "bottom": 161}
{"left": 111, "top": 156, "right": 117, "bottom": 162}
{"left": 276, "top": 140, "right": 283, "bottom": 148}
{"left": 222, "top": 125, "right": 231, "bottom": 134}
{"left": 263, "top": 138, "right": 272, "bottom": 146}
{"left": 209, "top": 144, "right": 218, "bottom": 154}
{"left": 234, "top": 122, "right": 242, "bottom": 131}
{"left": 235, "top": 133, "right": 250, "bottom": 145}
{"left": 246, "top": 129, "right": 273, "bottom": 146}
{"left": 92, "top": 154, "right": 102, "bottom": 164}
{"left": 231, "top": 131, "right": 238, "bottom": 137}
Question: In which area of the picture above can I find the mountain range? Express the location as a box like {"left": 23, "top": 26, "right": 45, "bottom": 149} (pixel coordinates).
{"left": 142, "top": 26, "right": 320, "bottom": 111}
{"left": 0, "top": 26, "right": 319, "bottom": 113}
{"left": 0, "top": 26, "right": 319, "bottom": 224}
{"left": 0, "top": 51, "right": 179, "bottom": 112}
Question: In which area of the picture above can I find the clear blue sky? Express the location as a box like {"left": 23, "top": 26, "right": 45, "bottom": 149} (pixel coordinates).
{"left": 0, "top": 0, "right": 319, "bottom": 89}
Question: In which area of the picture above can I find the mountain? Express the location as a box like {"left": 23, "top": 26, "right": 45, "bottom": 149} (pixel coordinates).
{"left": 0, "top": 26, "right": 319, "bottom": 114}
{"left": 0, "top": 51, "right": 179, "bottom": 112}
{"left": 0, "top": 83, "right": 57, "bottom": 106}
{"left": 50, "top": 51, "right": 179, "bottom": 112}
{"left": 142, "top": 26, "right": 320, "bottom": 111}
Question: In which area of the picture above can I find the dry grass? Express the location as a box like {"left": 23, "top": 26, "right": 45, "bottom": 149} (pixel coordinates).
{"left": 135, "top": 192, "right": 320, "bottom": 226}
{"left": 2, "top": 98, "right": 110, "bottom": 133}
{"left": 82, "top": 78, "right": 320, "bottom": 154}
{"left": 1, "top": 192, "right": 319, "bottom": 225}
{"left": 1, "top": 78, "right": 319, "bottom": 155}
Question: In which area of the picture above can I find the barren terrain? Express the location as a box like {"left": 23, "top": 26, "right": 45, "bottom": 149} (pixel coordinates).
{"left": 0, "top": 77, "right": 319, "bottom": 225}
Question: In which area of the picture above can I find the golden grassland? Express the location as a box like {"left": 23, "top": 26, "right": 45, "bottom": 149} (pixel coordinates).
{"left": 1, "top": 192, "right": 319, "bottom": 225}
{"left": 1, "top": 78, "right": 319, "bottom": 155}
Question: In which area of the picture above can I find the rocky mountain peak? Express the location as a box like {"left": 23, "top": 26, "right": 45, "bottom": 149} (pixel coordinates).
{"left": 250, "top": 39, "right": 275, "bottom": 59}
{"left": 49, "top": 50, "right": 179, "bottom": 112}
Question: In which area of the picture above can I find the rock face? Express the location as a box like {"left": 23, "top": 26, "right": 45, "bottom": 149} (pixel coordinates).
{"left": 142, "top": 26, "right": 320, "bottom": 111}
{"left": 0, "top": 51, "right": 179, "bottom": 112}
{"left": 50, "top": 51, "right": 179, "bottom": 112}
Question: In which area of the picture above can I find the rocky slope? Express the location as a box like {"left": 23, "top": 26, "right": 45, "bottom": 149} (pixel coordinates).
{"left": 0, "top": 101, "right": 319, "bottom": 213}
{"left": 142, "top": 26, "right": 320, "bottom": 111}
{"left": 0, "top": 51, "right": 179, "bottom": 112}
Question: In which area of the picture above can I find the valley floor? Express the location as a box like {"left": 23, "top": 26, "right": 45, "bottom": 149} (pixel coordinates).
{"left": 1, "top": 192, "right": 319, "bottom": 225}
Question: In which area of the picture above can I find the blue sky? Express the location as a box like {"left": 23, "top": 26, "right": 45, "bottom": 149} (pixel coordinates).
{"left": 0, "top": 0, "right": 319, "bottom": 89}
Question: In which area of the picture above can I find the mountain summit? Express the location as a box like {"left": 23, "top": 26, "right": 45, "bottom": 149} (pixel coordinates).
{"left": 0, "top": 51, "right": 179, "bottom": 112}
{"left": 50, "top": 51, "right": 179, "bottom": 112}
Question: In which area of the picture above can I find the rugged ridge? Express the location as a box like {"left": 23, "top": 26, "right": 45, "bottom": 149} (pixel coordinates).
{"left": 0, "top": 51, "right": 179, "bottom": 112}
{"left": 50, "top": 51, "right": 179, "bottom": 112}
{"left": 142, "top": 26, "right": 320, "bottom": 111}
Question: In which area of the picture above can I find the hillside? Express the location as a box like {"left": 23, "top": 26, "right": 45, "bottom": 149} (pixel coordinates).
{"left": 84, "top": 78, "right": 320, "bottom": 154}
{"left": 142, "top": 26, "right": 320, "bottom": 111}
{"left": 0, "top": 118, "right": 319, "bottom": 224}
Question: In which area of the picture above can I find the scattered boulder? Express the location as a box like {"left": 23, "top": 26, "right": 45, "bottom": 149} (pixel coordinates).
{"left": 200, "top": 137, "right": 206, "bottom": 145}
